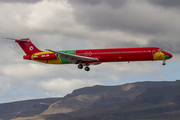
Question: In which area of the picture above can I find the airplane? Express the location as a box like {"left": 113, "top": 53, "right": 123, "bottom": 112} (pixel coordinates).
{"left": 7, "top": 38, "right": 173, "bottom": 71}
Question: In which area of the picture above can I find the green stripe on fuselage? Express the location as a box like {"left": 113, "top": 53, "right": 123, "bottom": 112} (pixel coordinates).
{"left": 58, "top": 50, "right": 76, "bottom": 64}
{"left": 165, "top": 55, "right": 170, "bottom": 59}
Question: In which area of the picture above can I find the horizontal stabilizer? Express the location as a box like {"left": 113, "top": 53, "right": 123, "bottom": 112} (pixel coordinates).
{"left": 4, "top": 38, "right": 30, "bottom": 42}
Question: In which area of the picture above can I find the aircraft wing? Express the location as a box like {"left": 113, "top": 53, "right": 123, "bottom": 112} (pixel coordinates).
{"left": 46, "top": 49, "right": 99, "bottom": 63}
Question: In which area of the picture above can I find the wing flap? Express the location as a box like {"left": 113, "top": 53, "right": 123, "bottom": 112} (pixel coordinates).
{"left": 46, "top": 49, "right": 99, "bottom": 63}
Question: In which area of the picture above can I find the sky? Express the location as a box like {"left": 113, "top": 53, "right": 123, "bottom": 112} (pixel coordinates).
{"left": 0, "top": 0, "right": 180, "bottom": 103}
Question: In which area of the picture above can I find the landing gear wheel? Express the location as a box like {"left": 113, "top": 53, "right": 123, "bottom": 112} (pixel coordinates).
{"left": 78, "top": 64, "right": 83, "bottom": 69}
{"left": 85, "top": 66, "right": 90, "bottom": 71}
{"left": 162, "top": 62, "right": 166, "bottom": 66}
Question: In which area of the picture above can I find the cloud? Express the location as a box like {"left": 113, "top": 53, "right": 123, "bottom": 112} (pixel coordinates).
{"left": 0, "top": 0, "right": 73, "bottom": 36}
{"left": 69, "top": 0, "right": 180, "bottom": 35}
{"left": 146, "top": 0, "right": 180, "bottom": 9}
{"left": 68, "top": 0, "right": 103, "bottom": 6}
{"left": 39, "top": 78, "right": 99, "bottom": 94}
{"left": 0, "top": 0, "right": 43, "bottom": 4}
{"left": 68, "top": 0, "right": 130, "bottom": 8}
{"left": 67, "top": 0, "right": 180, "bottom": 54}
{"left": 148, "top": 39, "right": 180, "bottom": 54}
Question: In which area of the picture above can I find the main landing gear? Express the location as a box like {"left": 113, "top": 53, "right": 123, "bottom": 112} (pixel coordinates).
{"left": 78, "top": 64, "right": 83, "bottom": 69}
{"left": 85, "top": 66, "right": 90, "bottom": 71}
{"left": 77, "top": 62, "right": 90, "bottom": 71}
{"left": 78, "top": 64, "right": 90, "bottom": 71}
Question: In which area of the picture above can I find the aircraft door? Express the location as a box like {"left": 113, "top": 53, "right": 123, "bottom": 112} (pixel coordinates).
{"left": 152, "top": 49, "right": 156, "bottom": 55}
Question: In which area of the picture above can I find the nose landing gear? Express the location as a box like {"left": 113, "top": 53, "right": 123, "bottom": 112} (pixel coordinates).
{"left": 162, "top": 60, "right": 166, "bottom": 66}
{"left": 162, "top": 62, "right": 166, "bottom": 65}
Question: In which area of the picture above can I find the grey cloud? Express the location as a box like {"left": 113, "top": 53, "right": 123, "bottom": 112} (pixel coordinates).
{"left": 68, "top": 0, "right": 130, "bottom": 8}
{"left": 146, "top": 32, "right": 180, "bottom": 54}
{"left": 68, "top": 0, "right": 103, "bottom": 6}
{"left": 68, "top": 0, "right": 179, "bottom": 36}
{"left": 0, "top": 0, "right": 43, "bottom": 4}
{"left": 67, "top": 0, "right": 180, "bottom": 55}
{"left": 105, "top": 0, "right": 131, "bottom": 8}
{"left": 148, "top": 39, "right": 180, "bottom": 54}
{"left": 146, "top": 0, "right": 180, "bottom": 8}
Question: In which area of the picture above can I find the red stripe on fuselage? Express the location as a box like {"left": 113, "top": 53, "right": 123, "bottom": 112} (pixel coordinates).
{"left": 76, "top": 47, "right": 160, "bottom": 63}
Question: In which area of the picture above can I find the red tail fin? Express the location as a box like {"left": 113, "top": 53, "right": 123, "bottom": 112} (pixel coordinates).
{"left": 15, "top": 38, "right": 42, "bottom": 55}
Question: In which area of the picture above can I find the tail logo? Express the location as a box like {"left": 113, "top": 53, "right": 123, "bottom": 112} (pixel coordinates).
{"left": 29, "top": 46, "right": 34, "bottom": 51}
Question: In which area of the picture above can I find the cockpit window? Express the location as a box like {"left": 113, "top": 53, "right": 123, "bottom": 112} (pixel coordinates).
{"left": 158, "top": 48, "right": 164, "bottom": 51}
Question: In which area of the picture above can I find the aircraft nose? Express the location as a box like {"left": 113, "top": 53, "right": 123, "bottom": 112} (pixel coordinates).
{"left": 162, "top": 51, "right": 173, "bottom": 59}
{"left": 168, "top": 53, "right": 173, "bottom": 59}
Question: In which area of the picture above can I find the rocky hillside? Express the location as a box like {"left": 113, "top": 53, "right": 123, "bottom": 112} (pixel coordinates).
{"left": 80, "top": 80, "right": 180, "bottom": 120}
{"left": 0, "top": 98, "right": 61, "bottom": 120}
{"left": 8, "top": 80, "right": 177, "bottom": 120}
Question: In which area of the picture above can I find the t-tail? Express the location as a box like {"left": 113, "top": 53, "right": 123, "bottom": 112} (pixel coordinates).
{"left": 5, "top": 38, "right": 42, "bottom": 59}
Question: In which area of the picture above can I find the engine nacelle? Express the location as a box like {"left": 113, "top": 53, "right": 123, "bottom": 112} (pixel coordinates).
{"left": 33, "top": 53, "right": 59, "bottom": 60}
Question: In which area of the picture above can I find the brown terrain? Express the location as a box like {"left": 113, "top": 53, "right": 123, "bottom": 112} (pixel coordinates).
{"left": 1, "top": 80, "right": 180, "bottom": 120}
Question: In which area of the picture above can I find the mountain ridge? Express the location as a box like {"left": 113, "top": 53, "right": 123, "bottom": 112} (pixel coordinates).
{"left": 1, "top": 80, "right": 180, "bottom": 120}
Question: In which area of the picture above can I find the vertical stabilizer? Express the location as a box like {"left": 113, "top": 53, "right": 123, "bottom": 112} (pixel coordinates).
{"left": 15, "top": 38, "right": 42, "bottom": 55}
{"left": 10, "top": 38, "right": 42, "bottom": 55}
